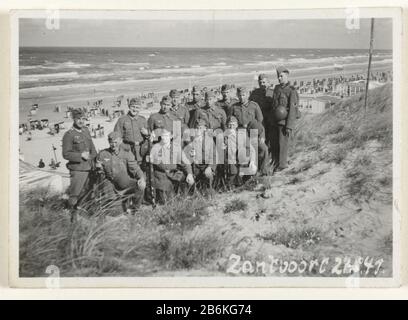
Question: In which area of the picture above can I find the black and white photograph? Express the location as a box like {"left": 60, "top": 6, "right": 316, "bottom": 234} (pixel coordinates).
{"left": 9, "top": 9, "right": 401, "bottom": 287}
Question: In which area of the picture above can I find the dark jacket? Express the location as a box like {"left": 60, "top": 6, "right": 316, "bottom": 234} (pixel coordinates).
{"left": 97, "top": 145, "right": 145, "bottom": 190}
{"left": 229, "top": 100, "right": 263, "bottom": 128}
{"left": 62, "top": 127, "right": 97, "bottom": 171}
{"left": 114, "top": 113, "right": 147, "bottom": 145}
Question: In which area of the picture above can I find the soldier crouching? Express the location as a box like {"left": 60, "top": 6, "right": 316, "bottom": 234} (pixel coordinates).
{"left": 148, "top": 128, "right": 194, "bottom": 204}
{"left": 183, "top": 118, "right": 217, "bottom": 192}
{"left": 96, "top": 131, "right": 146, "bottom": 213}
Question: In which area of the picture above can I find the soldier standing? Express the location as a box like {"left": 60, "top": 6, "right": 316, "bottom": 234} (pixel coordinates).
{"left": 229, "top": 86, "right": 263, "bottom": 128}
{"left": 148, "top": 96, "right": 178, "bottom": 134}
{"left": 186, "top": 85, "right": 206, "bottom": 124}
{"left": 270, "top": 66, "right": 298, "bottom": 172}
{"left": 114, "top": 98, "right": 149, "bottom": 163}
{"left": 249, "top": 74, "right": 274, "bottom": 152}
{"left": 62, "top": 108, "right": 97, "bottom": 209}
{"left": 216, "top": 84, "right": 237, "bottom": 115}
{"left": 189, "top": 90, "right": 226, "bottom": 130}
{"left": 169, "top": 89, "right": 190, "bottom": 127}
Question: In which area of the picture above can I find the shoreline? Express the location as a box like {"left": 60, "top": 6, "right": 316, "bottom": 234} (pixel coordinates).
{"left": 19, "top": 61, "right": 392, "bottom": 123}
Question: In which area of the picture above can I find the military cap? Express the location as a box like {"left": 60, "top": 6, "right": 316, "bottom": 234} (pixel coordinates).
{"left": 276, "top": 66, "right": 289, "bottom": 75}
{"left": 237, "top": 86, "right": 249, "bottom": 94}
{"left": 204, "top": 90, "right": 216, "bottom": 99}
{"left": 129, "top": 98, "right": 142, "bottom": 106}
{"left": 169, "top": 89, "right": 181, "bottom": 97}
{"left": 226, "top": 115, "right": 239, "bottom": 124}
{"left": 160, "top": 95, "right": 173, "bottom": 104}
{"left": 71, "top": 108, "right": 85, "bottom": 119}
{"left": 221, "top": 84, "right": 232, "bottom": 92}
{"left": 258, "top": 73, "right": 268, "bottom": 80}
{"left": 108, "top": 131, "right": 121, "bottom": 141}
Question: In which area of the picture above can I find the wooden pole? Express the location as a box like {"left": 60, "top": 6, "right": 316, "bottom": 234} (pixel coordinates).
{"left": 364, "top": 18, "right": 375, "bottom": 113}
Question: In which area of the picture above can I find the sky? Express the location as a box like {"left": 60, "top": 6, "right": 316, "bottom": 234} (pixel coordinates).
{"left": 19, "top": 18, "right": 393, "bottom": 50}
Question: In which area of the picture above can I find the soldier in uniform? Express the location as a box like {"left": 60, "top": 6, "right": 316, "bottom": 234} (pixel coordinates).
{"left": 223, "top": 116, "right": 257, "bottom": 187}
{"left": 189, "top": 90, "right": 226, "bottom": 130}
{"left": 62, "top": 108, "right": 97, "bottom": 209}
{"left": 183, "top": 118, "right": 217, "bottom": 190}
{"left": 229, "top": 86, "right": 263, "bottom": 128}
{"left": 249, "top": 74, "right": 274, "bottom": 151}
{"left": 114, "top": 98, "right": 149, "bottom": 163}
{"left": 148, "top": 128, "right": 195, "bottom": 204}
{"left": 246, "top": 120, "right": 270, "bottom": 176}
{"left": 169, "top": 89, "right": 190, "bottom": 127}
{"left": 270, "top": 66, "right": 298, "bottom": 172}
{"left": 216, "top": 84, "right": 237, "bottom": 115}
{"left": 186, "top": 85, "right": 205, "bottom": 124}
{"left": 96, "top": 132, "right": 146, "bottom": 212}
{"left": 148, "top": 95, "right": 179, "bottom": 134}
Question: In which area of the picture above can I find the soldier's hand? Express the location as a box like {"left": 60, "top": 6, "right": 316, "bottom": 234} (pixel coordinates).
{"left": 186, "top": 173, "right": 195, "bottom": 186}
{"left": 141, "top": 127, "right": 149, "bottom": 136}
{"left": 95, "top": 160, "right": 103, "bottom": 169}
{"left": 204, "top": 167, "right": 213, "bottom": 179}
{"left": 260, "top": 137, "right": 265, "bottom": 145}
{"left": 81, "top": 151, "right": 90, "bottom": 160}
{"left": 138, "top": 178, "right": 146, "bottom": 190}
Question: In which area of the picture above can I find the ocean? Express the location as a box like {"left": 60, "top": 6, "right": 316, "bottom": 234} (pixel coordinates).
{"left": 20, "top": 47, "right": 392, "bottom": 92}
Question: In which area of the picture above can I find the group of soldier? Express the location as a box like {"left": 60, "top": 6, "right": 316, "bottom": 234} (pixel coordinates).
{"left": 62, "top": 66, "right": 300, "bottom": 213}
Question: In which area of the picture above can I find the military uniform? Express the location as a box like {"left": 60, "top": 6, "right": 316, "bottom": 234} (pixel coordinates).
{"left": 269, "top": 81, "right": 298, "bottom": 169}
{"left": 114, "top": 112, "right": 148, "bottom": 162}
{"left": 149, "top": 141, "right": 193, "bottom": 204}
{"left": 62, "top": 126, "right": 97, "bottom": 208}
{"left": 148, "top": 111, "right": 178, "bottom": 133}
{"left": 97, "top": 144, "right": 145, "bottom": 209}
{"left": 189, "top": 105, "right": 226, "bottom": 130}
{"left": 184, "top": 131, "right": 217, "bottom": 189}
{"left": 224, "top": 128, "right": 257, "bottom": 186}
{"left": 247, "top": 120, "right": 270, "bottom": 176}
{"left": 216, "top": 98, "right": 238, "bottom": 117}
{"left": 229, "top": 100, "right": 263, "bottom": 128}
{"left": 186, "top": 100, "right": 206, "bottom": 128}
{"left": 249, "top": 86, "right": 274, "bottom": 116}
{"left": 170, "top": 103, "right": 190, "bottom": 127}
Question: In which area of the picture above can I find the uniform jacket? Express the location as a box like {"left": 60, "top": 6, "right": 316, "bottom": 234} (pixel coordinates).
{"left": 229, "top": 100, "right": 263, "bottom": 128}
{"left": 249, "top": 86, "right": 274, "bottom": 118}
{"left": 216, "top": 98, "right": 238, "bottom": 116}
{"left": 114, "top": 113, "right": 147, "bottom": 145}
{"left": 148, "top": 111, "right": 178, "bottom": 133}
{"left": 97, "top": 145, "right": 145, "bottom": 190}
{"left": 271, "top": 82, "right": 298, "bottom": 129}
{"left": 189, "top": 104, "right": 226, "bottom": 130}
{"left": 149, "top": 141, "right": 192, "bottom": 190}
{"left": 62, "top": 126, "right": 97, "bottom": 171}
{"left": 170, "top": 103, "right": 190, "bottom": 126}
